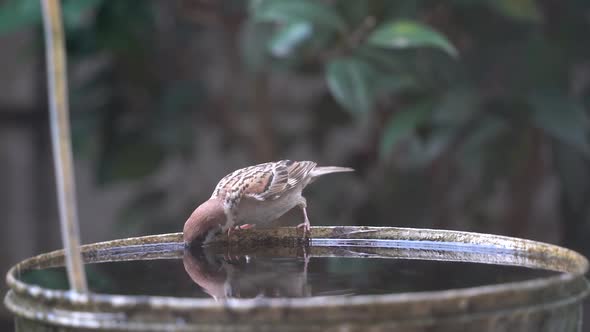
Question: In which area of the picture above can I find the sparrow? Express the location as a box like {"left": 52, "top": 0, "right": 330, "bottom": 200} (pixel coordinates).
{"left": 183, "top": 160, "right": 353, "bottom": 245}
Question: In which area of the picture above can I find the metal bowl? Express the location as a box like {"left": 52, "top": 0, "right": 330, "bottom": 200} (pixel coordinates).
{"left": 5, "top": 226, "right": 589, "bottom": 331}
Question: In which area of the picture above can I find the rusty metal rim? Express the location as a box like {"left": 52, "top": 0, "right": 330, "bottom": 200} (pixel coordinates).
{"left": 5, "top": 227, "right": 590, "bottom": 327}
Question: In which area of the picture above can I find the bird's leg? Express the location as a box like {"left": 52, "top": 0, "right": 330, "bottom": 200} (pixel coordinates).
{"left": 224, "top": 230, "right": 241, "bottom": 263}
{"left": 224, "top": 227, "right": 233, "bottom": 262}
{"left": 297, "top": 207, "right": 310, "bottom": 232}
{"left": 225, "top": 214, "right": 243, "bottom": 261}
{"left": 296, "top": 198, "right": 311, "bottom": 237}
{"left": 225, "top": 213, "right": 236, "bottom": 241}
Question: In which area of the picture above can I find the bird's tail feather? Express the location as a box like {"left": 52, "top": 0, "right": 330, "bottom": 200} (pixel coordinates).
{"left": 310, "top": 166, "right": 354, "bottom": 178}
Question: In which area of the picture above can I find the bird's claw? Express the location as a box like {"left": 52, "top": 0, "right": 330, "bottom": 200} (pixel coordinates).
{"left": 297, "top": 222, "right": 311, "bottom": 238}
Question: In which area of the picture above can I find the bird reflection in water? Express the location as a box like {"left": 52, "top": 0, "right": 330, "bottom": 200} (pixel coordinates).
{"left": 183, "top": 246, "right": 311, "bottom": 301}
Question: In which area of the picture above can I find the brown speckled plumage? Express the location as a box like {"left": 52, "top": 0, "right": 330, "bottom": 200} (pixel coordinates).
{"left": 183, "top": 160, "right": 353, "bottom": 244}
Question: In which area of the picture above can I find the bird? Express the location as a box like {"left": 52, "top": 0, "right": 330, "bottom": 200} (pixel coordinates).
{"left": 183, "top": 160, "right": 353, "bottom": 245}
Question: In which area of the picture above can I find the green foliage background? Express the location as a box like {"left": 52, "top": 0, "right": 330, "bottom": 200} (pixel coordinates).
{"left": 1, "top": 0, "right": 590, "bottom": 262}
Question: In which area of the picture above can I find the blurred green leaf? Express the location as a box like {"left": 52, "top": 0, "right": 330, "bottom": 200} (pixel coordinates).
{"left": 326, "top": 57, "right": 377, "bottom": 114}
{"left": 380, "top": 101, "right": 433, "bottom": 158}
{"left": 554, "top": 142, "right": 590, "bottom": 212}
{"left": 241, "top": 20, "right": 274, "bottom": 72}
{"left": 291, "top": 25, "right": 337, "bottom": 60}
{"left": 460, "top": 116, "right": 509, "bottom": 167}
{"left": 374, "top": 74, "right": 418, "bottom": 98}
{"left": 530, "top": 93, "right": 590, "bottom": 158}
{"left": 71, "top": 109, "right": 99, "bottom": 158}
{"left": 333, "top": 0, "right": 369, "bottom": 27}
{"left": 326, "top": 54, "right": 418, "bottom": 115}
{"left": 490, "top": 0, "right": 541, "bottom": 23}
{"left": 368, "top": 20, "right": 457, "bottom": 57}
{"left": 253, "top": 0, "right": 347, "bottom": 33}
{"left": 98, "top": 138, "right": 166, "bottom": 184}
{"left": 355, "top": 46, "right": 407, "bottom": 73}
{"left": 154, "top": 82, "right": 198, "bottom": 156}
{"left": 118, "top": 189, "right": 166, "bottom": 234}
{"left": 268, "top": 21, "right": 313, "bottom": 57}
{"left": 0, "top": 0, "right": 102, "bottom": 34}
{"left": 0, "top": 0, "right": 41, "bottom": 34}
{"left": 62, "top": 0, "right": 103, "bottom": 30}
{"left": 94, "top": 0, "right": 154, "bottom": 54}
{"left": 432, "top": 87, "right": 480, "bottom": 125}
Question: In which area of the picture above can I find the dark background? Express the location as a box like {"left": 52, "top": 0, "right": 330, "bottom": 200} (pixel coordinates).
{"left": 1, "top": 0, "right": 589, "bottom": 329}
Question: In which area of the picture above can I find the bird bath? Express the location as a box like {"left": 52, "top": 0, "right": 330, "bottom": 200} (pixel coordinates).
{"left": 5, "top": 226, "right": 590, "bottom": 331}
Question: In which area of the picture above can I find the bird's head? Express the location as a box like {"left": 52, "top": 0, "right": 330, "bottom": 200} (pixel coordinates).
{"left": 183, "top": 198, "right": 226, "bottom": 245}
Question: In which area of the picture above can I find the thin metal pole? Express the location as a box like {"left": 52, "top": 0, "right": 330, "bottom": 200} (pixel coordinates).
{"left": 40, "top": 0, "right": 88, "bottom": 293}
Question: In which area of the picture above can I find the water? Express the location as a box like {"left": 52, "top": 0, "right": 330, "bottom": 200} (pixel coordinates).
{"left": 17, "top": 241, "right": 561, "bottom": 300}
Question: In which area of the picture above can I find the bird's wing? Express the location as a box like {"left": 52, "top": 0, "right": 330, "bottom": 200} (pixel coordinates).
{"left": 212, "top": 160, "right": 316, "bottom": 205}
{"left": 212, "top": 162, "right": 273, "bottom": 199}
{"left": 247, "top": 160, "right": 317, "bottom": 200}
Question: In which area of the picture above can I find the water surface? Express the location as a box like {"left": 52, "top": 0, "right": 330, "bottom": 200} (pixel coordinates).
{"left": 17, "top": 240, "right": 561, "bottom": 300}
